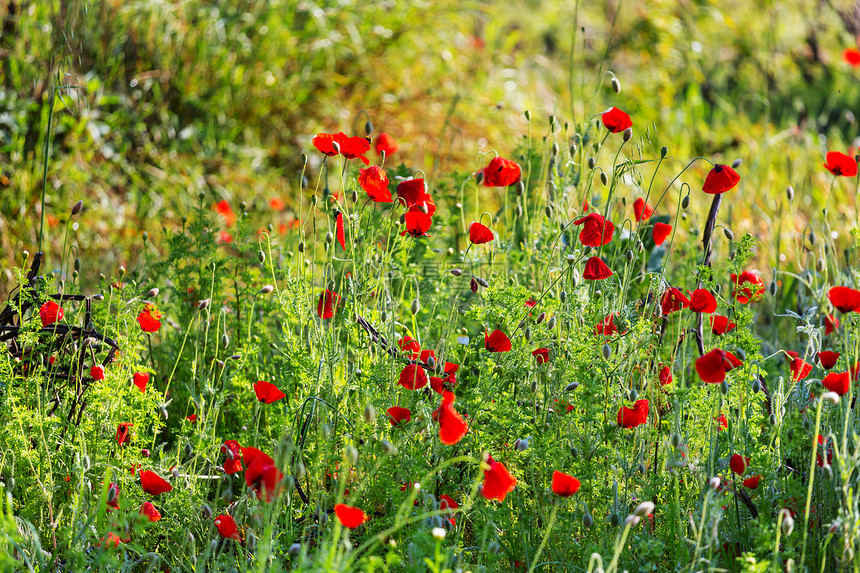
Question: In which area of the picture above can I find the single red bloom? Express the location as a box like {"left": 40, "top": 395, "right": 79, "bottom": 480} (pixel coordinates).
{"left": 139, "top": 502, "right": 161, "bottom": 522}
{"left": 617, "top": 399, "right": 649, "bottom": 428}
{"left": 39, "top": 300, "right": 64, "bottom": 327}
{"left": 822, "top": 371, "right": 850, "bottom": 396}
{"left": 254, "top": 380, "right": 286, "bottom": 404}
{"left": 661, "top": 287, "right": 690, "bottom": 315}
{"left": 573, "top": 213, "right": 614, "bottom": 247}
{"left": 716, "top": 413, "right": 728, "bottom": 431}
{"left": 731, "top": 271, "right": 764, "bottom": 304}
{"left": 532, "top": 348, "right": 550, "bottom": 364}
{"left": 729, "top": 454, "right": 750, "bottom": 475}
{"left": 358, "top": 166, "right": 392, "bottom": 202}
{"left": 335, "top": 503, "right": 368, "bottom": 528}
{"left": 702, "top": 164, "right": 740, "bottom": 194}
{"left": 469, "top": 222, "right": 495, "bottom": 244}
{"left": 742, "top": 475, "right": 761, "bottom": 489}
{"left": 316, "top": 290, "right": 339, "bottom": 319}
{"left": 137, "top": 305, "right": 162, "bottom": 333}
{"left": 398, "top": 364, "right": 428, "bottom": 390}
{"left": 243, "top": 447, "right": 283, "bottom": 502}
{"left": 97, "top": 531, "right": 126, "bottom": 548}
{"left": 396, "top": 178, "right": 429, "bottom": 208}
{"left": 430, "top": 362, "right": 459, "bottom": 394}
{"left": 633, "top": 198, "right": 654, "bottom": 221}
{"left": 116, "top": 423, "right": 133, "bottom": 447}
{"left": 481, "top": 156, "right": 521, "bottom": 187}
{"left": 419, "top": 349, "right": 436, "bottom": 364}
{"left": 583, "top": 256, "right": 613, "bottom": 280}
{"left": 659, "top": 365, "right": 673, "bottom": 386}
{"left": 433, "top": 391, "right": 468, "bottom": 445}
{"left": 215, "top": 199, "right": 236, "bottom": 227}
{"left": 524, "top": 298, "right": 538, "bottom": 308}
{"left": 594, "top": 313, "right": 620, "bottom": 336}
{"left": 823, "top": 151, "right": 858, "bottom": 177}
{"left": 828, "top": 286, "right": 860, "bottom": 313}
{"left": 221, "top": 440, "right": 244, "bottom": 474}
{"left": 551, "top": 471, "right": 581, "bottom": 497}
{"left": 817, "top": 435, "right": 833, "bottom": 467}
{"left": 481, "top": 455, "right": 518, "bottom": 502}
{"left": 789, "top": 357, "right": 813, "bottom": 383}
{"left": 186, "top": 414, "right": 198, "bottom": 423}
{"left": 825, "top": 314, "right": 839, "bottom": 335}
{"left": 484, "top": 329, "right": 512, "bottom": 352}
{"left": 652, "top": 222, "right": 672, "bottom": 246}
{"left": 375, "top": 132, "right": 398, "bottom": 156}
{"left": 601, "top": 107, "right": 632, "bottom": 133}
{"left": 339, "top": 136, "right": 371, "bottom": 165}
{"left": 270, "top": 197, "right": 286, "bottom": 211}
{"left": 851, "top": 362, "right": 860, "bottom": 382}
{"left": 312, "top": 132, "right": 344, "bottom": 156}
{"left": 140, "top": 470, "right": 172, "bottom": 496}
{"left": 335, "top": 212, "right": 346, "bottom": 250}
{"left": 132, "top": 372, "right": 149, "bottom": 393}
{"left": 695, "top": 348, "right": 743, "bottom": 384}
{"left": 216, "top": 230, "right": 233, "bottom": 245}
{"left": 844, "top": 47, "right": 860, "bottom": 67}
{"left": 91, "top": 365, "right": 105, "bottom": 381}
{"left": 214, "top": 513, "right": 241, "bottom": 540}
{"left": 387, "top": 406, "right": 412, "bottom": 426}
{"left": 689, "top": 289, "right": 717, "bottom": 313}
{"left": 402, "top": 211, "right": 432, "bottom": 237}
{"left": 818, "top": 351, "right": 840, "bottom": 370}
{"left": 710, "top": 314, "right": 736, "bottom": 335}
{"left": 397, "top": 336, "right": 421, "bottom": 359}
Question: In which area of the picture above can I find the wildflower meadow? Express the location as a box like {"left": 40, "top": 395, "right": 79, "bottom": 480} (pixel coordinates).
{"left": 3, "top": 1, "right": 860, "bottom": 571}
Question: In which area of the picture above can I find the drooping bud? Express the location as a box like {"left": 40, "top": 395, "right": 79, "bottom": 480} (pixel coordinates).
{"left": 611, "top": 77, "right": 621, "bottom": 93}
{"left": 71, "top": 200, "right": 84, "bottom": 215}
{"left": 622, "top": 127, "right": 632, "bottom": 142}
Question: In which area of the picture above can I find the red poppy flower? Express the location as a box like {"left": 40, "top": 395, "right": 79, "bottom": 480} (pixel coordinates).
{"left": 358, "top": 166, "right": 392, "bottom": 202}
{"left": 186, "top": 414, "right": 198, "bottom": 423}
{"left": 689, "top": 289, "right": 717, "bottom": 313}
{"left": 695, "top": 348, "right": 743, "bottom": 384}
{"left": 594, "top": 313, "right": 620, "bottom": 336}
{"left": 335, "top": 212, "right": 346, "bottom": 250}
{"left": 91, "top": 365, "right": 105, "bottom": 381}
{"left": 469, "top": 222, "right": 495, "bottom": 244}
{"left": 484, "top": 329, "right": 512, "bottom": 352}
{"left": 39, "top": 300, "right": 64, "bottom": 327}
{"left": 659, "top": 365, "right": 673, "bottom": 386}
{"left": 717, "top": 413, "right": 728, "bottom": 431}
{"left": 825, "top": 314, "right": 839, "bottom": 335}
{"left": 430, "top": 362, "right": 459, "bottom": 394}
{"left": 551, "top": 471, "right": 581, "bottom": 497}
{"left": 341, "top": 136, "right": 372, "bottom": 165}
{"left": 140, "top": 470, "right": 172, "bottom": 496}
{"left": 97, "top": 531, "right": 126, "bottom": 548}
{"left": 313, "top": 132, "right": 344, "bottom": 156}
{"left": 334, "top": 503, "right": 368, "bottom": 528}
{"left": 398, "top": 364, "right": 428, "bottom": 390}
{"left": 481, "top": 156, "right": 521, "bottom": 187}
{"left": 583, "top": 257, "right": 613, "bottom": 280}
{"left": 375, "top": 132, "right": 398, "bottom": 156}
{"left": 481, "top": 455, "right": 518, "bottom": 502}
{"left": 601, "top": 107, "right": 632, "bottom": 133}
{"left": 214, "top": 513, "right": 241, "bottom": 540}
{"left": 254, "top": 380, "right": 286, "bottom": 404}
{"left": 270, "top": 197, "right": 286, "bottom": 211}
{"left": 139, "top": 502, "right": 161, "bottom": 522}
{"left": 843, "top": 47, "right": 860, "bottom": 66}
{"left": 532, "top": 348, "right": 550, "bottom": 364}
{"left": 702, "top": 164, "right": 740, "bottom": 194}
{"left": 822, "top": 371, "right": 850, "bottom": 396}
{"left": 222, "top": 440, "right": 244, "bottom": 474}
{"left": 402, "top": 211, "right": 432, "bottom": 237}
{"left": 132, "top": 372, "right": 149, "bottom": 393}
{"left": 433, "top": 391, "right": 468, "bottom": 445}
{"left": 661, "top": 288, "right": 690, "bottom": 315}
{"left": 818, "top": 351, "right": 840, "bottom": 370}
{"left": 215, "top": 199, "right": 236, "bottom": 227}
{"left": 617, "top": 399, "right": 649, "bottom": 428}
{"left": 396, "top": 179, "right": 428, "bottom": 207}
{"left": 439, "top": 494, "right": 459, "bottom": 526}
{"left": 243, "top": 447, "right": 283, "bottom": 502}
{"left": 524, "top": 298, "right": 537, "bottom": 308}
{"left": 137, "top": 305, "right": 162, "bottom": 333}
{"left": 710, "top": 314, "right": 736, "bottom": 335}
{"left": 850, "top": 362, "right": 860, "bottom": 382}
{"left": 398, "top": 336, "right": 421, "bottom": 359}
{"left": 823, "top": 151, "right": 858, "bottom": 177}
{"left": 387, "top": 406, "right": 412, "bottom": 426}
{"left": 633, "top": 198, "right": 653, "bottom": 221}
{"left": 652, "top": 222, "right": 672, "bottom": 246}
{"left": 742, "top": 474, "right": 761, "bottom": 489}
{"left": 828, "top": 286, "right": 860, "bottom": 313}
{"left": 729, "top": 454, "right": 750, "bottom": 475}
{"left": 116, "top": 423, "right": 133, "bottom": 447}
{"left": 730, "top": 271, "right": 764, "bottom": 304}
{"left": 817, "top": 435, "right": 833, "bottom": 467}
{"left": 789, "top": 357, "right": 813, "bottom": 383}
{"left": 317, "top": 290, "right": 339, "bottom": 319}
{"left": 573, "top": 213, "right": 614, "bottom": 247}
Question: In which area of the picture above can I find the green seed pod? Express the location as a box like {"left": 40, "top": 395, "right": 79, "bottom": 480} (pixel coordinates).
{"left": 660, "top": 147, "right": 668, "bottom": 158}
{"left": 583, "top": 510, "right": 594, "bottom": 528}
{"left": 325, "top": 232, "right": 333, "bottom": 244}
{"left": 600, "top": 171, "right": 608, "bottom": 186}
{"left": 524, "top": 327, "right": 532, "bottom": 341}
{"left": 411, "top": 299, "right": 420, "bottom": 315}
{"left": 602, "top": 344, "right": 611, "bottom": 360}
{"left": 570, "top": 445, "right": 579, "bottom": 458}
{"left": 623, "top": 127, "right": 632, "bottom": 142}
{"left": 560, "top": 290, "right": 567, "bottom": 303}
{"left": 524, "top": 110, "right": 531, "bottom": 121}
{"left": 611, "top": 77, "right": 621, "bottom": 93}
{"left": 723, "top": 228, "right": 734, "bottom": 241}
{"left": 552, "top": 142, "right": 559, "bottom": 156}
{"left": 720, "top": 380, "right": 729, "bottom": 395}
{"left": 610, "top": 512, "right": 620, "bottom": 526}
{"left": 752, "top": 379, "right": 760, "bottom": 393}
{"left": 681, "top": 194, "right": 690, "bottom": 209}
{"left": 547, "top": 316, "right": 556, "bottom": 330}
{"left": 549, "top": 115, "right": 556, "bottom": 132}
{"left": 545, "top": 205, "right": 553, "bottom": 218}
{"left": 588, "top": 157, "right": 596, "bottom": 169}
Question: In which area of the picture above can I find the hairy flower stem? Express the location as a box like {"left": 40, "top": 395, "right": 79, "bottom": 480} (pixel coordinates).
{"left": 528, "top": 504, "right": 559, "bottom": 573}
{"left": 799, "top": 396, "right": 825, "bottom": 569}
{"left": 695, "top": 193, "right": 723, "bottom": 355}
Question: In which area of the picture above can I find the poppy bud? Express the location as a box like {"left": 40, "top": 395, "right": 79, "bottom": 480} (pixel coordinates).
{"left": 599, "top": 171, "right": 609, "bottom": 186}
{"left": 823, "top": 391, "right": 840, "bottom": 405}
{"left": 159, "top": 406, "right": 169, "bottom": 420}
{"left": 751, "top": 379, "right": 760, "bottom": 394}
{"left": 549, "top": 115, "right": 556, "bottom": 131}
{"left": 470, "top": 277, "right": 479, "bottom": 293}
{"left": 488, "top": 541, "right": 500, "bottom": 555}
{"left": 611, "top": 76, "right": 621, "bottom": 93}
{"left": 381, "top": 440, "right": 397, "bottom": 455}
{"left": 786, "top": 186, "right": 794, "bottom": 201}
{"left": 220, "top": 333, "right": 229, "bottom": 348}
{"left": 380, "top": 310, "right": 388, "bottom": 322}
{"left": 536, "top": 312, "right": 546, "bottom": 324}
{"left": 530, "top": 379, "right": 537, "bottom": 393}
{"left": 184, "top": 442, "right": 193, "bottom": 459}
{"left": 610, "top": 512, "right": 620, "bottom": 526}
{"left": 256, "top": 250, "right": 266, "bottom": 264}
{"left": 602, "top": 344, "right": 611, "bottom": 360}
{"left": 197, "top": 299, "right": 210, "bottom": 310}
{"left": 171, "top": 467, "right": 179, "bottom": 479}
{"left": 364, "top": 404, "right": 376, "bottom": 423}
{"left": 823, "top": 464, "right": 833, "bottom": 480}
{"left": 311, "top": 194, "right": 318, "bottom": 205}
{"left": 260, "top": 284, "right": 274, "bottom": 295}
{"left": 201, "top": 504, "right": 212, "bottom": 519}
{"left": 587, "top": 157, "right": 596, "bottom": 169}
{"left": 780, "top": 511, "right": 794, "bottom": 536}
{"left": 516, "top": 204, "right": 523, "bottom": 218}
{"left": 345, "top": 445, "right": 358, "bottom": 465}
{"left": 475, "top": 276, "right": 489, "bottom": 288}
{"left": 659, "top": 147, "right": 668, "bottom": 159}
{"left": 524, "top": 327, "right": 531, "bottom": 341}
{"left": 545, "top": 205, "right": 553, "bottom": 218}
{"left": 71, "top": 200, "right": 83, "bottom": 215}
{"left": 624, "top": 515, "right": 641, "bottom": 528}
{"left": 564, "top": 382, "right": 579, "bottom": 392}
{"left": 325, "top": 232, "right": 333, "bottom": 245}
{"left": 547, "top": 316, "right": 556, "bottom": 330}
{"left": 720, "top": 380, "right": 729, "bottom": 395}
{"left": 709, "top": 477, "right": 721, "bottom": 490}
{"left": 364, "top": 120, "right": 373, "bottom": 136}
{"left": 141, "top": 448, "right": 150, "bottom": 458}
{"left": 622, "top": 127, "right": 632, "bottom": 142}
{"left": 216, "top": 360, "right": 225, "bottom": 368}
{"left": 551, "top": 141, "right": 559, "bottom": 156}
{"left": 723, "top": 228, "right": 734, "bottom": 241}
{"left": 809, "top": 230, "right": 815, "bottom": 245}
{"left": 107, "top": 483, "right": 117, "bottom": 503}
{"left": 514, "top": 437, "right": 530, "bottom": 452}
{"left": 411, "top": 299, "right": 420, "bottom": 315}
{"left": 569, "top": 445, "right": 579, "bottom": 458}
{"left": 298, "top": 241, "right": 305, "bottom": 253}
{"left": 817, "top": 258, "right": 825, "bottom": 272}
{"left": 289, "top": 543, "right": 301, "bottom": 556}
{"left": 474, "top": 170, "right": 484, "bottom": 185}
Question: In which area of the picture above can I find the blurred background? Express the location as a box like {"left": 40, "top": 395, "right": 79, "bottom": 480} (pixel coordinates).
{"left": 1, "top": 0, "right": 859, "bottom": 296}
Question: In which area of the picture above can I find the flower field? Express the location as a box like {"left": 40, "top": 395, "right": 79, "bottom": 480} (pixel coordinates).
{"left": 2, "top": 1, "right": 860, "bottom": 572}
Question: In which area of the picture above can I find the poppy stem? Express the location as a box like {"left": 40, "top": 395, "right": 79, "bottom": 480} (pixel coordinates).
{"left": 526, "top": 504, "right": 558, "bottom": 573}
{"left": 695, "top": 194, "right": 723, "bottom": 356}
